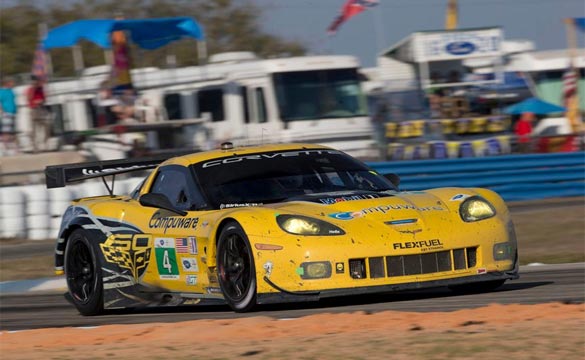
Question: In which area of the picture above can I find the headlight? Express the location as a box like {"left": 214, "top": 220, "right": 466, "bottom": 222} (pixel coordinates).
{"left": 276, "top": 215, "right": 345, "bottom": 236}
{"left": 460, "top": 197, "right": 495, "bottom": 222}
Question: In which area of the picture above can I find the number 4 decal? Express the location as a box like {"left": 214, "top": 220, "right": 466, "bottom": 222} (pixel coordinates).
{"left": 154, "top": 238, "right": 180, "bottom": 279}
{"left": 163, "top": 250, "right": 172, "bottom": 273}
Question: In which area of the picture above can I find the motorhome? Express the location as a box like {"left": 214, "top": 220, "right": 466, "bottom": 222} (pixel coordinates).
{"left": 14, "top": 52, "right": 375, "bottom": 159}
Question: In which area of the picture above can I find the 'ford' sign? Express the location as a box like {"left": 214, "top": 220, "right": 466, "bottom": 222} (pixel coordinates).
{"left": 445, "top": 41, "right": 476, "bottom": 55}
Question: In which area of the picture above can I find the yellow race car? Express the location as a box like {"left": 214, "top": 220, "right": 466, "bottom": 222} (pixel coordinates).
{"left": 46, "top": 143, "right": 518, "bottom": 315}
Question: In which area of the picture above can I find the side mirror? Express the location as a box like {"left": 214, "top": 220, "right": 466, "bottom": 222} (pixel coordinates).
{"left": 139, "top": 193, "right": 187, "bottom": 216}
{"left": 383, "top": 173, "right": 401, "bottom": 189}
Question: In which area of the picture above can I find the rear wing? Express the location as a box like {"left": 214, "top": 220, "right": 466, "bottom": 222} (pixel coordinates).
{"left": 45, "top": 150, "right": 195, "bottom": 189}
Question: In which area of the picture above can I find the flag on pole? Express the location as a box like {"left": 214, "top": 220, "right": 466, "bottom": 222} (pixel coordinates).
{"left": 327, "top": 0, "right": 379, "bottom": 35}
{"left": 563, "top": 64, "right": 580, "bottom": 133}
{"left": 564, "top": 18, "right": 583, "bottom": 134}
{"left": 31, "top": 43, "right": 48, "bottom": 82}
{"left": 562, "top": 66, "right": 577, "bottom": 105}
{"left": 445, "top": 0, "right": 458, "bottom": 30}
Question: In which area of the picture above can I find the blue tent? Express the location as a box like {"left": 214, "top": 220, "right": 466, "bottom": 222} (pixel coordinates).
{"left": 503, "top": 97, "right": 566, "bottom": 115}
{"left": 43, "top": 17, "right": 204, "bottom": 50}
{"left": 575, "top": 17, "right": 585, "bottom": 32}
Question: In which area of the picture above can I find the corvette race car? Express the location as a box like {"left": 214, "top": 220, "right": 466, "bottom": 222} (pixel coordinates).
{"left": 46, "top": 143, "right": 518, "bottom": 315}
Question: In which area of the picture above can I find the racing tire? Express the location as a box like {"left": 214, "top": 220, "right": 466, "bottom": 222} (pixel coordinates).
{"left": 64, "top": 229, "right": 104, "bottom": 316}
{"left": 217, "top": 221, "right": 257, "bottom": 312}
{"left": 448, "top": 279, "right": 506, "bottom": 294}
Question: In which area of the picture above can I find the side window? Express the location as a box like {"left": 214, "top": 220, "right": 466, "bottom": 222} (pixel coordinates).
{"left": 197, "top": 88, "right": 224, "bottom": 122}
{"left": 130, "top": 179, "right": 146, "bottom": 200}
{"left": 164, "top": 93, "right": 184, "bottom": 120}
{"left": 149, "top": 166, "right": 201, "bottom": 211}
{"left": 255, "top": 87, "right": 268, "bottom": 123}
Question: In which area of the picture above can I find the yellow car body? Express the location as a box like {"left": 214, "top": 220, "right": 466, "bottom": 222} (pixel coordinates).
{"left": 47, "top": 143, "right": 518, "bottom": 315}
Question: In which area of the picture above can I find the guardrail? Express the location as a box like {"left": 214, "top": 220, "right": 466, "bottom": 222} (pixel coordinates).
{"left": 369, "top": 152, "right": 585, "bottom": 202}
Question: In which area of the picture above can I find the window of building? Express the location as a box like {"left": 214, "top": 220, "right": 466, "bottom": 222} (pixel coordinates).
{"left": 197, "top": 88, "right": 224, "bottom": 122}
{"left": 255, "top": 87, "right": 268, "bottom": 123}
{"left": 241, "top": 87, "right": 250, "bottom": 124}
{"left": 164, "top": 93, "right": 184, "bottom": 120}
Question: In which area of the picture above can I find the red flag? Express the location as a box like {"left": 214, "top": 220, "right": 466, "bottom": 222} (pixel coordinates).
{"left": 31, "top": 43, "right": 48, "bottom": 82}
{"left": 327, "top": 0, "right": 379, "bottom": 35}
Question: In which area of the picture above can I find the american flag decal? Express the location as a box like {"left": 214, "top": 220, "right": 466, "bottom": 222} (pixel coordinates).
{"left": 176, "top": 238, "right": 188, "bottom": 253}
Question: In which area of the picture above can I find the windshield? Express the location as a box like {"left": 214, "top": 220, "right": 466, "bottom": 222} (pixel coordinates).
{"left": 273, "top": 68, "right": 368, "bottom": 121}
{"left": 192, "top": 149, "right": 395, "bottom": 209}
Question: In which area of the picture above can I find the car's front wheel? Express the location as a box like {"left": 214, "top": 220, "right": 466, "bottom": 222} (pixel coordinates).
{"left": 217, "top": 221, "right": 257, "bottom": 312}
{"left": 64, "top": 229, "right": 104, "bottom": 316}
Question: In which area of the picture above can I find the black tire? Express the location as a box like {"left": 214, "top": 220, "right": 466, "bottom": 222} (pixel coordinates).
{"left": 64, "top": 229, "right": 104, "bottom": 316}
{"left": 217, "top": 221, "right": 257, "bottom": 312}
{"left": 448, "top": 279, "right": 506, "bottom": 294}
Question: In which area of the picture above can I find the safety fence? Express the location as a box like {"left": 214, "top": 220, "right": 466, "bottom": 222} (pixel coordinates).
{"left": 0, "top": 178, "right": 143, "bottom": 240}
{"left": 1, "top": 152, "right": 583, "bottom": 240}
{"left": 369, "top": 151, "right": 585, "bottom": 202}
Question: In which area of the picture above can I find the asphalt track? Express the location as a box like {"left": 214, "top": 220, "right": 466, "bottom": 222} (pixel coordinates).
{"left": 1, "top": 263, "right": 583, "bottom": 331}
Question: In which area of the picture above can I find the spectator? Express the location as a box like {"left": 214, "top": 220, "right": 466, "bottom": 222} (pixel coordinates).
{"left": 95, "top": 80, "right": 120, "bottom": 127}
{"left": 514, "top": 112, "right": 535, "bottom": 153}
{"left": 27, "top": 75, "right": 50, "bottom": 152}
{"left": 0, "top": 77, "right": 18, "bottom": 154}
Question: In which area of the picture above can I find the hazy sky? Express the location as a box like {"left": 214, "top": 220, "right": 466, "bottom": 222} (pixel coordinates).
{"left": 255, "top": 0, "right": 585, "bottom": 67}
{"left": 2, "top": 0, "right": 583, "bottom": 68}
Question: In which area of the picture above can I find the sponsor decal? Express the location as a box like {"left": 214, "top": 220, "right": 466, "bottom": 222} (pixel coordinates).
{"left": 182, "top": 258, "right": 199, "bottom": 272}
{"left": 329, "top": 204, "right": 444, "bottom": 220}
{"left": 188, "top": 236, "right": 198, "bottom": 254}
{"left": 201, "top": 150, "right": 342, "bottom": 168}
{"left": 206, "top": 287, "right": 222, "bottom": 294}
{"left": 329, "top": 211, "right": 364, "bottom": 220}
{"left": 477, "top": 268, "right": 487, "bottom": 274}
{"left": 362, "top": 204, "right": 444, "bottom": 214}
{"left": 154, "top": 238, "right": 180, "bottom": 279}
{"left": 183, "top": 298, "right": 201, "bottom": 305}
{"left": 450, "top": 194, "right": 470, "bottom": 201}
{"left": 335, "top": 262, "right": 345, "bottom": 274}
{"left": 319, "top": 194, "right": 380, "bottom": 205}
{"left": 81, "top": 164, "right": 152, "bottom": 176}
{"left": 149, "top": 212, "right": 199, "bottom": 234}
{"left": 100, "top": 234, "right": 152, "bottom": 279}
{"left": 220, "top": 202, "right": 263, "bottom": 209}
{"left": 445, "top": 41, "right": 476, "bottom": 55}
{"left": 263, "top": 261, "right": 274, "bottom": 277}
{"left": 393, "top": 239, "right": 444, "bottom": 252}
{"left": 185, "top": 275, "right": 198, "bottom": 286}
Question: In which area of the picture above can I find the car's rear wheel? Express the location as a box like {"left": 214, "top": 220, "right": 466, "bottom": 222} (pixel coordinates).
{"left": 448, "top": 279, "right": 506, "bottom": 294}
{"left": 64, "top": 229, "right": 104, "bottom": 316}
{"left": 217, "top": 221, "right": 257, "bottom": 312}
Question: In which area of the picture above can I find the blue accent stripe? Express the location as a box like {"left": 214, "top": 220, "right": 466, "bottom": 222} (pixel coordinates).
{"left": 386, "top": 219, "right": 418, "bottom": 225}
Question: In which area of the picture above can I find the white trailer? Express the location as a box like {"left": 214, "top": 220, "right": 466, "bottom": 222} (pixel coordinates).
{"left": 14, "top": 52, "right": 375, "bottom": 159}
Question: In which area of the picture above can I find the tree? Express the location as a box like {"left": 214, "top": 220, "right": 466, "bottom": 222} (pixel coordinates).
{"left": 0, "top": 0, "right": 306, "bottom": 79}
